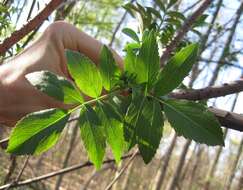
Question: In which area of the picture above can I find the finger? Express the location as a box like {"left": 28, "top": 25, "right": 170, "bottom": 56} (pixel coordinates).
{"left": 45, "top": 21, "right": 124, "bottom": 69}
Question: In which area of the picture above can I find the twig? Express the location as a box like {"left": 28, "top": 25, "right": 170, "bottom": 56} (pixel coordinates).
{"left": 4, "top": 155, "right": 17, "bottom": 184}
{"left": 4, "top": 156, "right": 30, "bottom": 190}
{"left": 104, "top": 150, "right": 138, "bottom": 190}
{"left": 0, "top": 137, "right": 9, "bottom": 149}
{"left": 160, "top": 0, "right": 213, "bottom": 66}
{"left": 182, "top": 0, "right": 201, "bottom": 14}
{"left": 200, "top": 58, "right": 243, "bottom": 70}
{"left": 81, "top": 164, "right": 115, "bottom": 190}
{"left": 109, "top": 0, "right": 135, "bottom": 47}
{"left": 0, "top": 153, "right": 140, "bottom": 190}
{"left": 0, "top": 0, "right": 63, "bottom": 55}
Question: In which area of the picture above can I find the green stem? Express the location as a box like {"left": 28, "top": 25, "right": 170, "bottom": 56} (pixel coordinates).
{"left": 69, "top": 90, "right": 122, "bottom": 114}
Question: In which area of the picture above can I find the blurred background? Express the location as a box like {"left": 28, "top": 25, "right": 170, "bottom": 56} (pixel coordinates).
{"left": 0, "top": 0, "right": 242, "bottom": 189}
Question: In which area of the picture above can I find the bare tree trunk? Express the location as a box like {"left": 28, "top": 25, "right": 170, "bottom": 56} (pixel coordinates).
{"left": 200, "top": 0, "right": 223, "bottom": 51}
{"left": 203, "top": 91, "right": 239, "bottom": 190}
{"left": 236, "top": 168, "right": 243, "bottom": 190}
{"left": 109, "top": 0, "right": 135, "bottom": 47}
{"left": 190, "top": 0, "right": 223, "bottom": 87}
{"left": 180, "top": 144, "right": 197, "bottom": 182}
{"left": 54, "top": 120, "right": 79, "bottom": 190}
{"left": 187, "top": 146, "right": 204, "bottom": 189}
{"left": 81, "top": 164, "right": 115, "bottom": 190}
{"left": 166, "top": 140, "right": 192, "bottom": 190}
{"left": 208, "top": 1, "right": 243, "bottom": 86}
{"left": 203, "top": 131, "right": 227, "bottom": 190}
{"left": 121, "top": 159, "right": 136, "bottom": 190}
{"left": 4, "top": 155, "right": 17, "bottom": 184}
{"left": 224, "top": 136, "right": 243, "bottom": 190}
{"left": 151, "top": 133, "right": 177, "bottom": 190}
{"left": 111, "top": 163, "right": 123, "bottom": 190}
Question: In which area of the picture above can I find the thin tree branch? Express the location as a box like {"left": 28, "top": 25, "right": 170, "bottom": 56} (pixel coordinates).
{"left": 0, "top": 79, "right": 243, "bottom": 150}
{"left": 0, "top": 153, "right": 140, "bottom": 190}
{"left": 0, "top": 0, "right": 63, "bottom": 55}
{"left": 104, "top": 150, "right": 138, "bottom": 190}
{"left": 109, "top": 0, "right": 135, "bottom": 47}
{"left": 5, "top": 156, "right": 30, "bottom": 190}
{"left": 3, "top": 155, "right": 17, "bottom": 184}
{"left": 200, "top": 58, "right": 243, "bottom": 71}
{"left": 160, "top": 0, "right": 213, "bottom": 66}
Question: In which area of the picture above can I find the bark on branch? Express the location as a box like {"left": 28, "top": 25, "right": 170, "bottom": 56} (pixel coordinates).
{"left": 1, "top": 79, "right": 243, "bottom": 151}
{"left": 0, "top": 153, "right": 140, "bottom": 190}
{"left": 169, "top": 80, "right": 243, "bottom": 100}
{"left": 160, "top": 0, "right": 213, "bottom": 66}
{"left": 0, "top": 0, "right": 63, "bottom": 55}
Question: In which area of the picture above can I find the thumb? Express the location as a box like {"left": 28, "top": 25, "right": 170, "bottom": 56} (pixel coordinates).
{"left": 46, "top": 21, "right": 123, "bottom": 69}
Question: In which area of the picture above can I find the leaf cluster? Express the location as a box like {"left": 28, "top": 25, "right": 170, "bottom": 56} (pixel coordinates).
{"left": 7, "top": 1, "right": 224, "bottom": 169}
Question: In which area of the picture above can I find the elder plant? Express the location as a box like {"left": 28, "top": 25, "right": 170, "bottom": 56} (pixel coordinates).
{"left": 6, "top": 1, "right": 223, "bottom": 169}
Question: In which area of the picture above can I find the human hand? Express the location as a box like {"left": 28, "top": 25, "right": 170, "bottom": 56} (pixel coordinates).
{"left": 0, "top": 21, "right": 123, "bottom": 126}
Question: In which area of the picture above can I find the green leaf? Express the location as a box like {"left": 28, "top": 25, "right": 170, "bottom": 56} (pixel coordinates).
{"left": 125, "top": 30, "right": 160, "bottom": 90}
{"left": 125, "top": 91, "right": 163, "bottom": 163}
{"left": 154, "top": 0, "right": 166, "bottom": 12}
{"left": 154, "top": 43, "right": 199, "bottom": 96}
{"left": 26, "top": 71, "right": 83, "bottom": 104}
{"left": 108, "top": 95, "right": 132, "bottom": 117}
{"left": 122, "top": 3, "right": 138, "bottom": 18}
{"left": 124, "top": 91, "right": 146, "bottom": 149}
{"left": 124, "top": 46, "right": 137, "bottom": 79}
{"left": 163, "top": 99, "right": 224, "bottom": 146}
{"left": 137, "top": 98, "right": 163, "bottom": 163}
{"left": 99, "top": 45, "right": 121, "bottom": 91}
{"left": 146, "top": 7, "right": 162, "bottom": 19}
{"left": 96, "top": 101, "right": 124, "bottom": 163}
{"left": 165, "top": 18, "right": 182, "bottom": 28}
{"left": 193, "top": 14, "right": 208, "bottom": 28}
{"left": 79, "top": 105, "right": 106, "bottom": 169}
{"left": 167, "top": 11, "right": 186, "bottom": 21}
{"left": 122, "top": 28, "right": 140, "bottom": 42}
{"left": 7, "top": 109, "right": 70, "bottom": 155}
{"left": 168, "top": 0, "right": 178, "bottom": 8}
{"left": 66, "top": 50, "right": 102, "bottom": 98}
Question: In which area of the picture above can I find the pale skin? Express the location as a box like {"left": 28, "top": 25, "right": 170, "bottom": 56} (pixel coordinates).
{"left": 0, "top": 21, "right": 124, "bottom": 127}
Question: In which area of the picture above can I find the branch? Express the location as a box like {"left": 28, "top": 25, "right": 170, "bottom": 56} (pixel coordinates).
{"left": 1, "top": 79, "right": 243, "bottom": 150}
{"left": 200, "top": 58, "right": 243, "bottom": 71}
{"left": 104, "top": 150, "right": 138, "bottom": 190}
{"left": 0, "top": 153, "right": 140, "bottom": 190}
{"left": 5, "top": 156, "right": 30, "bottom": 190}
{"left": 109, "top": 0, "right": 135, "bottom": 47}
{"left": 169, "top": 80, "right": 243, "bottom": 100}
{"left": 209, "top": 107, "right": 243, "bottom": 132}
{"left": 160, "top": 0, "right": 212, "bottom": 66}
{"left": 0, "top": 0, "right": 63, "bottom": 55}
